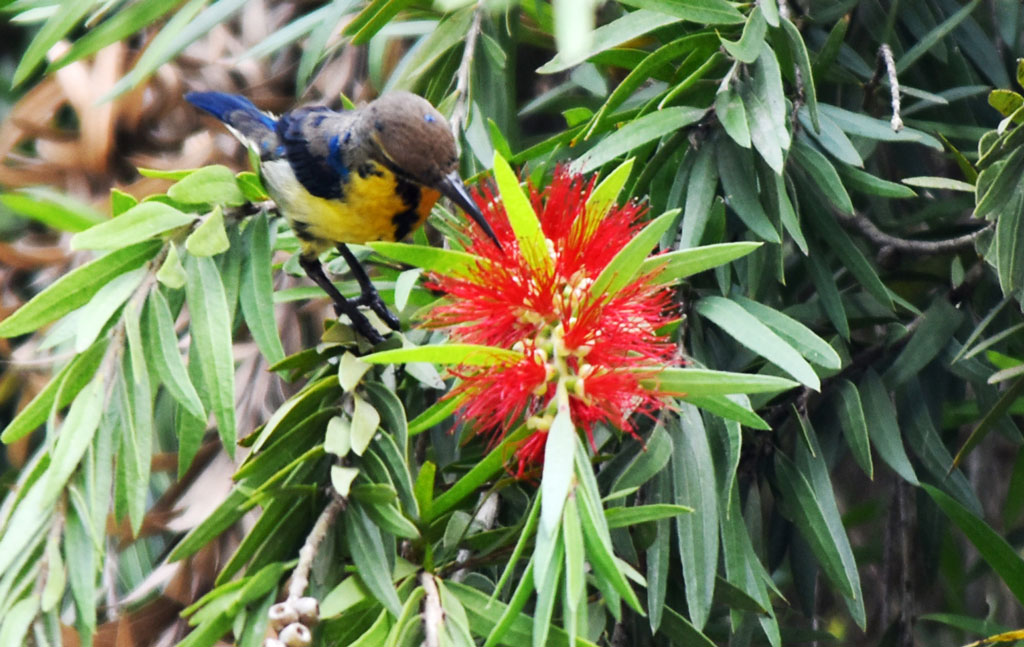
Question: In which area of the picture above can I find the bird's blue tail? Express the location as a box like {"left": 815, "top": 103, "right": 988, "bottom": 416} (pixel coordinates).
{"left": 186, "top": 92, "right": 278, "bottom": 154}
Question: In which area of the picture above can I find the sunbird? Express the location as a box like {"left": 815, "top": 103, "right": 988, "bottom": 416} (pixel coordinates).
{"left": 185, "top": 91, "right": 500, "bottom": 344}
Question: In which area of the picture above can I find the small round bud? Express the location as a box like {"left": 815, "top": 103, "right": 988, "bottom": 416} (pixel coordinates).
{"left": 279, "top": 623, "right": 313, "bottom": 647}
{"left": 293, "top": 597, "right": 320, "bottom": 625}
{"left": 268, "top": 603, "right": 299, "bottom": 632}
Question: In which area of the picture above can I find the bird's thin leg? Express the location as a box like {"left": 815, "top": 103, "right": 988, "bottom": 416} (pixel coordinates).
{"left": 336, "top": 244, "right": 401, "bottom": 331}
{"left": 298, "top": 254, "right": 385, "bottom": 345}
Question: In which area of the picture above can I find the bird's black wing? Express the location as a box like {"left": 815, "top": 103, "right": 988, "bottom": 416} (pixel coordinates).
{"left": 275, "top": 107, "right": 356, "bottom": 200}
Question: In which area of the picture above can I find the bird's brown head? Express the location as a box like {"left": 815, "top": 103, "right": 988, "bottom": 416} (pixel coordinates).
{"left": 364, "top": 91, "right": 501, "bottom": 249}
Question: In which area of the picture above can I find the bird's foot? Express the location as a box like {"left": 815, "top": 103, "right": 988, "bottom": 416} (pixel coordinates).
{"left": 356, "top": 291, "right": 401, "bottom": 331}
{"left": 331, "top": 299, "right": 388, "bottom": 345}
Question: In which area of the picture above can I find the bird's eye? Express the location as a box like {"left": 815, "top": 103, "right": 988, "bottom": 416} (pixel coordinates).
{"left": 424, "top": 114, "right": 436, "bottom": 124}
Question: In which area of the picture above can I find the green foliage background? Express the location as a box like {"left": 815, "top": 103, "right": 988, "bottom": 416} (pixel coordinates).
{"left": 2, "top": 0, "right": 1024, "bottom": 646}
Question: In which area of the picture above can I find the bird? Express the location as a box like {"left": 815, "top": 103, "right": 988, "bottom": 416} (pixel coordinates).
{"left": 185, "top": 90, "right": 501, "bottom": 344}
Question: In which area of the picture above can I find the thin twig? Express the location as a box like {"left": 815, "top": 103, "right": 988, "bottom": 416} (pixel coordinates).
{"left": 288, "top": 492, "right": 345, "bottom": 600}
{"left": 449, "top": 0, "right": 486, "bottom": 147}
{"left": 836, "top": 210, "right": 990, "bottom": 255}
{"left": 421, "top": 572, "right": 444, "bottom": 647}
{"left": 875, "top": 45, "right": 903, "bottom": 131}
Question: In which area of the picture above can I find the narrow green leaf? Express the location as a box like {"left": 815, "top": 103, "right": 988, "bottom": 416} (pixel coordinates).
{"left": 672, "top": 405, "right": 717, "bottom": 629}
{"left": 73, "top": 267, "right": 146, "bottom": 352}
{"left": 717, "top": 138, "right": 780, "bottom": 241}
{"left": 563, "top": 496, "right": 586, "bottom": 644}
{"left": 239, "top": 212, "right": 285, "bottom": 365}
{"left": 774, "top": 454, "right": 856, "bottom": 597}
{"left": 696, "top": 296, "right": 821, "bottom": 389}
{"left": 362, "top": 344, "right": 523, "bottom": 367}
{"left": 839, "top": 165, "right": 918, "bottom": 198}
{"left": 643, "top": 241, "right": 762, "bottom": 283}
{"left": 798, "top": 108, "right": 860, "bottom": 166}
{"left": 157, "top": 242, "right": 187, "bottom": 289}
{"left": 577, "top": 107, "right": 706, "bottom": 173}
{"left": 0, "top": 240, "right": 161, "bottom": 338}
{"left": 583, "top": 158, "right": 635, "bottom": 235}
{"left": 680, "top": 393, "right": 770, "bottom": 429}
{"left": 184, "top": 256, "right": 237, "bottom": 457}
{"left": 883, "top": 298, "right": 964, "bottom": 388}
{"left": 836, "top": 379, "right": 873, "bottom": 479}
{"left": 1, "top": 339, "right": 107, "bottom": 444}
{"left": 679, "top": 145, "right": 719, "bottom": 249}
{"left": 0, "top": 187, "right": 104, "bottom": 232}
{"left": 895, "top": 0, "right": 981, "bottom": 73}
{"left": 346, "top": 502, "right": 403, "bottom": 617}
{"left": 144, "top": 290, "right": 206, "bottom": 420}
{"left": 605, "top": 504, "right": 693, "bottom": 528}
{"left": 12, "top": 0, "right": 92, "bottom": 86}
{"left": 122, "top": 301, "right": 154, "bottom": 535}
{"left": 591, "top": 209, "right": 678, "bottom": 297}
{"left": 643, "top": 367, "right": 798, "bottom": 395}
{"left": 537, "top": 10, "right": 684, "bottom": 73}
{"left": 367, "top": 242, "right": 484, "bottom": 277}
{"left": 537, "top": 392, "right": 575, "bottom": 586}
{"left": 492, "top": 151, "right": 548, "bottom": 273}
{"left": 720, "top": 7, "right": 766, "bottom": 64}
{"left": 732, "top": 296, "right": 842, "bottom": 369}
{"left": 923, "top": 483, "right": 1024, "bottom": 606}
{"left": 0, "top": 596, "right": 40, "bottom": 647}
{"left": 615, "top": 0, "right": 743, "bottom": 24}
{"left": 792, "top": 138, "right": 854, "bottom": 214}
{"left": 716, "top": 85, "right": 751, "bottom": 148}
{"left": 72, "top": 201, "right": 194, "bottom": 251}
{"left": 781, "top": 17, "right": 819, "bottom": 132}
{"left": 47, "top": 0, "right": 179, "bottom": 73}
{"left": 902, "top": 176, "right": 975, "bottom": 192}
{"left": 859, "top": 370, "right": 918, "bottom": 484}
{"left": 818, "top": 103, "right": 942, "bottom": 149}
{"left": 42, "top": 376, "right": 105, "bottom": 505}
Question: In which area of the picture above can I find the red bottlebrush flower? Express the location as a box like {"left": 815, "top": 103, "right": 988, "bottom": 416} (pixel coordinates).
{"left": 423, "top": 165, "right": 679, "bottom": 475}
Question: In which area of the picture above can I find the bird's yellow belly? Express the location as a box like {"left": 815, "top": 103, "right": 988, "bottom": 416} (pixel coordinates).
{"left": 262, "top": 160, "right": 439, "bottom": 254}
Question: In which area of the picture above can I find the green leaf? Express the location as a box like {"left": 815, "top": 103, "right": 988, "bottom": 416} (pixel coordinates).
{"left": 350, "top": 394, "right": 381, "bottom": 457}
{"left": 720, "top": 7, "right": 766, "bottom": 64}
{"left": 367, "top": 242, "right": 484, "bottom": 277}
{"left": 605, "top": 504, "right": 693, "bottom": 528}
{"left": 591, "top": 209, "right": 679, "bottom": 298}
{"left": 716, "top": 138, "right": 780, "bottom": 242}
{"left": 0, "top": 596, "right": 40, "bottom": 647}
{"left": 901, "top": 176, "right": 975, "bottom": 192}
{"left": 643, "top": 242, "right": 761, "bottom": 283}
{"left": 895, "top": 0, "right": 982, "bottom": 73}
{"left": 715, "top": 85, "right": 751, "bottom": 148}
{"left": 144, "top": 290, "right": 206, "bottom": 420}
{"left": 0, "top": 240, "right": 161, "bottom": 338}
{"left": 743, "top": 44, "right": 791, "bottom": 174}
{"left": 346, "top": 502, "right": 403, "bottom": 617}
{"left": 583, "top": 158, "right": 635, "bottom": 233}
{"left": 794, "top": 428, "right": 865, "bottom": 627}
{"left": 12, "top": 0, "right": 92, "bottom": 86}
{"left": 0, "top": 187, "right": 104, "bottom": 232}
{"left": 696, "top": 296, "right": 821, "bottom": 389}
{"left": 679, "top": 145, "right": 719, "bottom": 249}
{"left": 537, "top": 392, "right": 575, "bottom": 586}
{"left": 774, "top": 454, "right": 856, "bottom": 598}
{"left": 680, "top": 393, "right": 770, "bottom": 429}
{"left": 157, "top": 243, "right": 188, "bottom": 289}
{"left": 642, "top": 367, "right": 799, "bottom": 395}
{"left": 577, "top": 107, "right": 706, "bottom": 173}
{"left": 1, "top": 338, "right": 107, "bottom": 444}
{"left": 859, "top": 370, "right": 918, "bottom": 484}
{"left": 71, "top": 201, "right": 193, "bottom": 251}
{"left": 792, "top": 138, "right": 854, "bottom": 214}
{"left": 185, "top": 206, "right": 231, "bottom": 257}
{"left": 121, "top": 300, "right": 154, "bottom": 535}
{"left": 883, "top": 299, "right": 964, "bottom": 388}
{"left": 239, "top": 212, "right": 285, "bottom": 365}
{"left": 732, "top": 296, "right": 842, "bottom": 369}
{"left": 562, "top": 495, "right": 586, "bottom": 643}
{"left": 672, "top": 405, "right": 717, "bottom": 630}
{"left": 104, "top": 0, "right": 248, "bottom": 99}
{"left": 798, "top": 108, "right": 860, "bottom": 166}
{"left": 41, "top": 376, "right": 105, "bottom": 505}
{"left": 538, "top": 10, "right": 684, "bottom": 73}
{"left": 990, "top": 89, "right": 1024, "bottom": 118}
{"left": 492, "top": 151, "right": 548, "bottom": 273}
{"left": 615, "top": 0, "right": 743, "bottom": 24}
{"left": 362, "top": 344, "right": 523, "bottom": 366}
{"left": 923, "top": 483, "right": 1024, "bottom": 606}
{"left": 184, "top": 256, "right": 237, "bottom": 457}
{"left": 781, "top": 18, "right": 819, "bottom": 132}
{"left": 73, "top": 267, "right": 146, "bottom": 352}
{"left": 818, "top": 103, "right": 942, "bottom": 149}
{"left": 836, "top": 379, "right": 873, "bottom": 479}
{"left": 839, "top": 165, "right": 918, "bottom": 198}
{"left": 47, "top": 0, "right": 179, "bottom": 73}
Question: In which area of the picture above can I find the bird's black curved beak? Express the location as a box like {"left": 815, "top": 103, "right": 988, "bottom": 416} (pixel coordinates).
{"left": 438, "top": 171, "right": 502, "bottom": 250}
